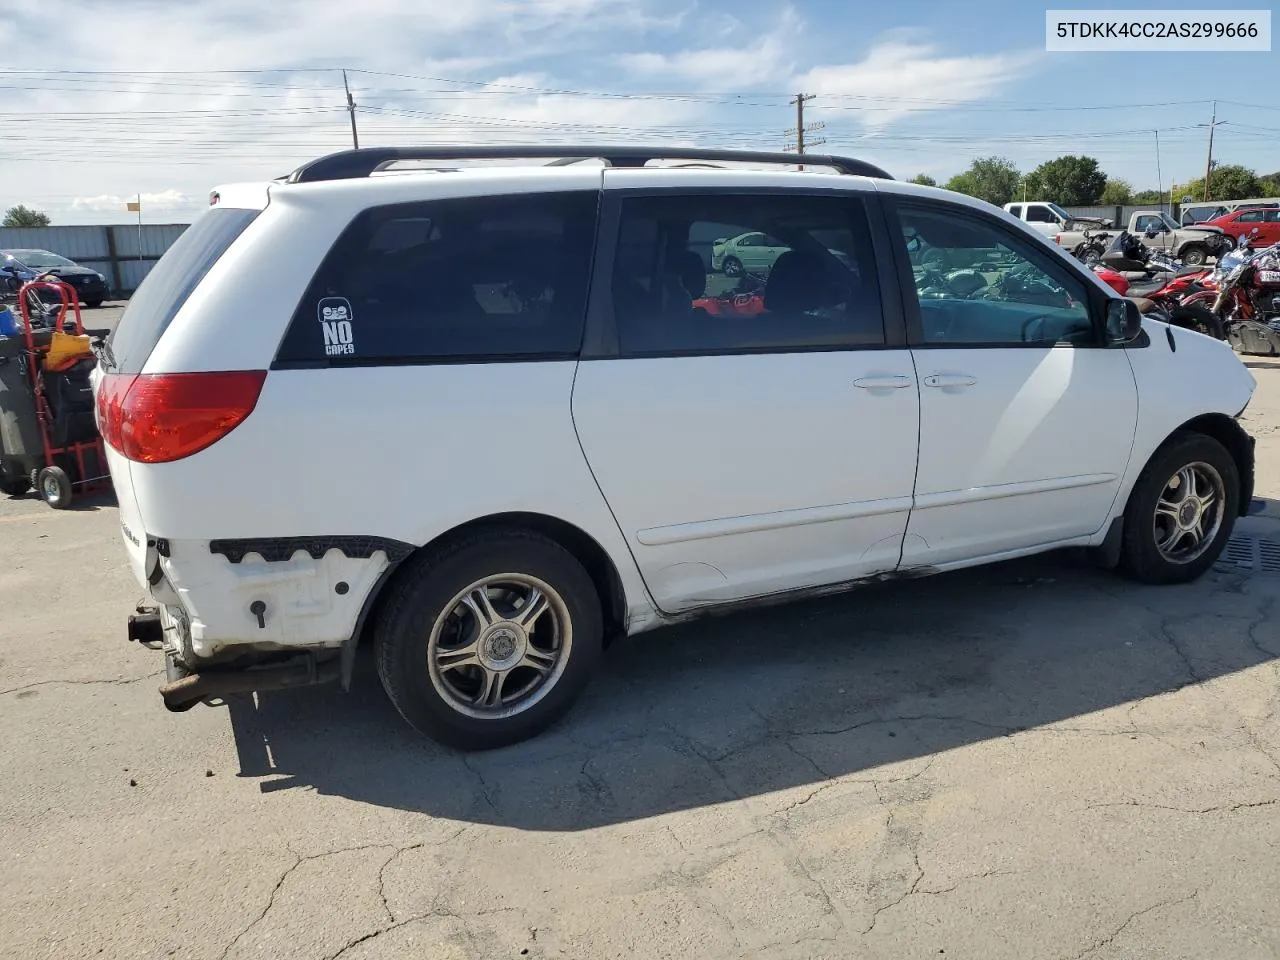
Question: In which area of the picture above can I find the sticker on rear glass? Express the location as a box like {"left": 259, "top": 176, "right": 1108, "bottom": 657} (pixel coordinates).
{"left": 318, "top": 297, "right": 355, "bottom": 356}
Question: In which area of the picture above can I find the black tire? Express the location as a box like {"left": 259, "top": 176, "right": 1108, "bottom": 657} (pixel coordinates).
{"left": 85, "top": 299, "right": 103, "bottom": 309}
{"left": 0, "top": 476, "right": 31, "bottom": 497}
{"left": 374, "top": 529, "right": 603, "bottom": 750}
{"left": 722, "top": 256, "right": 743, "bottom": 277}
{"left": 36, "top": 466, "right": 73, "bottom": 510}
{"left": 1169, "top": 303, "right": 1225, "bottom": 340}
{"left": 1118, "top": 432, "right": 1239, "bottom": 585}
{"left": 1181, "top": 244, "right": 1209, "bottom": 266}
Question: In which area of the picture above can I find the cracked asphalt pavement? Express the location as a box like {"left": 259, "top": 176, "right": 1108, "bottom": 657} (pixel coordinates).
{"left": 3, "top": 350, "right": 1280, "bottom": 959}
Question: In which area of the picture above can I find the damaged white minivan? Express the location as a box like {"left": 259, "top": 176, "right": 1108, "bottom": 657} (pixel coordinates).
{"left": 95, "top": 145, "right": 1257, "bottom": 750}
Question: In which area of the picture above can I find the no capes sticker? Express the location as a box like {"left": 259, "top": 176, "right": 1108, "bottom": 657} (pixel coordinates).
{"left": 318, "top": 297, "right": 355, "bottom": 356}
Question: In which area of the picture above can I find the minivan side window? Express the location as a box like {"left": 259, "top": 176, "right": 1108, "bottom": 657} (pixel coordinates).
{"left": 895, "top": 204, "right": 1095, "bottom": 346}
{"left": 107, "top": 209, "right": 258, "bottom": 374}
{"left": 274, "top": 191, "right": 597, "bottom": 366}
{"left": 608, "top": 192, "right": 885, "bottom": 356}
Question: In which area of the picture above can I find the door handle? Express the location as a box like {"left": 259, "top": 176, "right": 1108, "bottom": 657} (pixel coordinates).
{"left": 853, "top": 376, "right": 913, "bottom": 390}
{"left": 923, "top": 374, "right": 977, "bottom": 388}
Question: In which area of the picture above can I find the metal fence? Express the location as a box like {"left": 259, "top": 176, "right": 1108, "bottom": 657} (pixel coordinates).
{"left": 0, "top": 223, "right": 189, "bottom": 297}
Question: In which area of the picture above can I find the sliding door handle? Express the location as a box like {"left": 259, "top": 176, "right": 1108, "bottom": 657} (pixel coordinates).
{"left": 853, "top": 376, "right": 913, "bottom": 390}
{"left": 923, "top": 374, "right": 977, "bottom": 388}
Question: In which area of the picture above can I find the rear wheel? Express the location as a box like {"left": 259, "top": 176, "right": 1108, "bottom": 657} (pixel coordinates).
{"left": 1119, "top": 432, "right": 1238, "bottom": 584}
{"left": 37, "top": 466, "right": 73, "bottom": 509}
{"left": 374, "top": 529, "right": 603, "bottom": 750}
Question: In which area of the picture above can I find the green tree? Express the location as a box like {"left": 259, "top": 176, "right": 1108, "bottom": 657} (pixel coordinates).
{"left": 909, "top": 173, "right": 937, "bottom": 187}
{"left": 1258, "top": 172, "right": 1280, "bottom": 196}
{"left": 1181, "top": 164, "right": 1262, "bottom": 201}
{"left": 944, "top": 156, "right": 1022, "bottom": 206}
{"left": 1132, "top": 189, "right": 1165, "bottom": 204}
{"left": 1022, "top": 155, "right": 1108, "bottom": 205}
{"left": 2, "top": 204, "right": 51, "bottom": 228}
{"left": 1099, "top": 178, "right": 1133, "bottom": 205}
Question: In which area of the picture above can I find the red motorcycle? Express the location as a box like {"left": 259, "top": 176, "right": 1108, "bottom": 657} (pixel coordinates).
{"left": 1092, "top": 235, "right": 1224, "bottom": 338}
{"left": 1180, "top": 238, "right": 1280, "bottom": 354}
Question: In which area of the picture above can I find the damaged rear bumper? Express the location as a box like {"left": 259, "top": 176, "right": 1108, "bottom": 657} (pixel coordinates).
{"left": 129, "top": 606, "right": 342, "bottom": 711}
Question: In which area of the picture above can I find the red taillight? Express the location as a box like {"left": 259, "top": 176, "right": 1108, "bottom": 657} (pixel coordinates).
{"left": 101, "top": 371, "right": 266, "bottom": 464}
{"left": 96, "top": 372, "right": 137, "bottom": 453}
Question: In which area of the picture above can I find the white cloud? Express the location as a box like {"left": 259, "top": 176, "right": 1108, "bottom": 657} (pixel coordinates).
{"left": 795, "top": 40, "right": 1040, "bottom": 130}
{"left": 72, "top": 190, "right": 193, "bottom": 213}
{"left": 619, "top": 6, "right": 800, "bottom": 85}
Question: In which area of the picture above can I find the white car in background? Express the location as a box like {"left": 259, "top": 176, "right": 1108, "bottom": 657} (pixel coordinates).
{"left": 99, "top": 145, "right": 1257, "bottom": 751}
{"left": 712, "top": 230, "right": 855, "bottom": 277}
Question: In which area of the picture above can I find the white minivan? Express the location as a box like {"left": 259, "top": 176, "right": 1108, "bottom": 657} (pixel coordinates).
{"left": 97, "top": 146, "right": 1257, "bottom": 750}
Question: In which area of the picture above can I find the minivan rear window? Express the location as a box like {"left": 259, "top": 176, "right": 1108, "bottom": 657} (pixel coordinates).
{"left": 105, "top": 207, "right": 259, "bottom": 374}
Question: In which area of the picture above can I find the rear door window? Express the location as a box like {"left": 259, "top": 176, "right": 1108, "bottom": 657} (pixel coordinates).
{"left": 105, "top": 209, "right": 258, "bottom": 374}
{"left": 608, "top": 191, "right": 885, "bottom": 356}
{"left": 273, "top": 191, "right": 598, "bottom": 366}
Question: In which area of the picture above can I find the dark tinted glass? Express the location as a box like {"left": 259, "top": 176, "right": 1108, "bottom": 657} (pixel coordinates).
{"left": 105, "top": 209, "right": 257, "bottom": 374}
{"left": 610, "top": 193, "right": 884, "bottom": 356}
{"left": 275, "top": 192, "right": 598, "bottom": 365}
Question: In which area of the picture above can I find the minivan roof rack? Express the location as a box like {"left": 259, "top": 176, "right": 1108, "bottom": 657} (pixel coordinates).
{"left": 285, "top": 145, "right": 893, "bottom": 184}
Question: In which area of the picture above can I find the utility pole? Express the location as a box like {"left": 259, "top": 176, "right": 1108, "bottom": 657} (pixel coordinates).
{"left": 785, "top": 93, "right": 823, "bottom": 171}
{"left": 1202, "top": 101, "right": 1224, "bottom": 202}
{"left": 343, "top": 69, "right": 359, "bottom": 149}
{"left": 1154, "top": 129, "right": 1164, "bottom": 216}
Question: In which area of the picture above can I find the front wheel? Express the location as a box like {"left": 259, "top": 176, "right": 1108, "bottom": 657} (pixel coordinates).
{"left": 1168, "top": 303, "right": 1225, "bottom": 339}
{"left": 374, "top": 529, "right": 603, "bottom": 750}
{"left": 1119, "top": 432, "right": 1238, "bottom": 585}
{"left": 1181, "top": 244, "right": 1209, "bottom": 267}
{"left": 722, "top": 256, "right": 743, "bottom": 277}
{"left": 85, "top": 299, "right": 103, "bottom": 309}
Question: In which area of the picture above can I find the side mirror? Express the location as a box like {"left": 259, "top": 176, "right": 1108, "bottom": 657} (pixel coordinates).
{"left": 1143, "top": 228, "right": 1159, "bottom": 239}
{"left": 1106, "top": 299, "right": 1143, "bottom": 345}
{"left": 905, "top": 236, "right": 922, "bottom": 253}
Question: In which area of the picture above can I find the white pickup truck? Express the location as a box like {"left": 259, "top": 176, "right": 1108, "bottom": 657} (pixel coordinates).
{"left": 1003, "top": 201, "right": 1110, "bottom": 237}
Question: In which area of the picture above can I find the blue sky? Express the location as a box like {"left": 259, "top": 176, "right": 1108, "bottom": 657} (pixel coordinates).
{"left": 0, "top": 0, "right": 1275, "bottom": 224}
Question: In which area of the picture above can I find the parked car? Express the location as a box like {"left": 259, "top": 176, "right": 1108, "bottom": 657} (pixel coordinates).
{"left": 1057, "top": 211, "right": 1229, "bottom": 266}
{"left": 0, "top": 249, "right": 110, "bottom": 307}
{"left": 711, "top": 230, "right": 853, "bottom": 275}
{"left": 1204, "top": 207, "right": 1280, "bottom": 248}
{"left": 1181, "top": 199, "right": 1279, "bottom": 227}
{"left": 98, "top": 145, "right": 1257, "bottom": 750}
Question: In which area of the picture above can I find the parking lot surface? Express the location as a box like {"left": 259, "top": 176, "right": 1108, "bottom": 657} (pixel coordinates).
{"left": 2, "top": 356, "right": 1279, "bottom": 960}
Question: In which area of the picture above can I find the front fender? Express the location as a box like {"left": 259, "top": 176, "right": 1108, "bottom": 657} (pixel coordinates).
{"left": 1107, "top": 322, "right": 1256, "bottom": 522}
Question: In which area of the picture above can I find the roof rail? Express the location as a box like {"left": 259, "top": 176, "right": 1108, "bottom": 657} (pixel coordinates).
{"left": 284, "top": 145, "right": 893, "bottom": 184}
